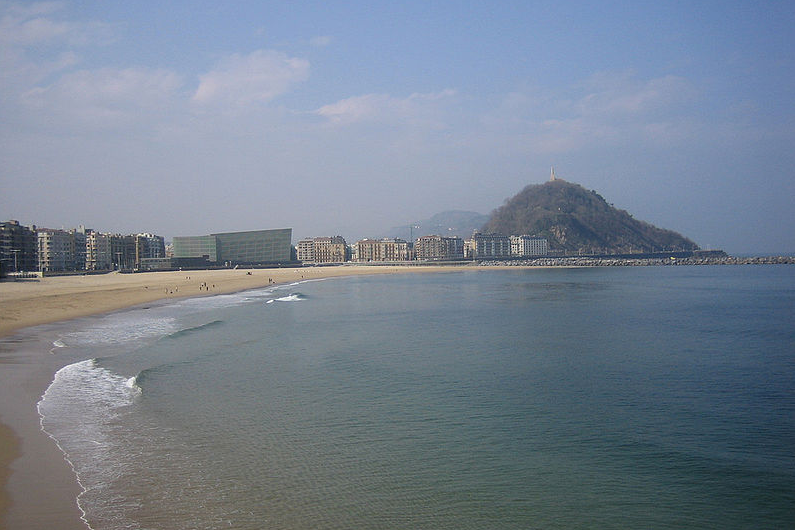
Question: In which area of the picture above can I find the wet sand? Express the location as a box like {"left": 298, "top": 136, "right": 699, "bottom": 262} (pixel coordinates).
{"left": 1, "top": 264, "right": 494, "bottom": 529}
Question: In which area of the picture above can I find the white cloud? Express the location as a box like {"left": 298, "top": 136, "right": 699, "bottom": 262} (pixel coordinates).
{"left": 0, "top": 11, "right": 69, "bottom": 45}
{"left": 22, "top": 67, "right": 183, "bottom": 125}
{"left": 316, "top": 93, "right": 390, "bottom": 123}
{"left": 474, "top": 72, "right": 699, "bottom": 155}
{"left": 192, "top": 50, "right": 310, "bottom": 108}
{"left": 316, "top": 89, "right": 457, "bottom": 126}
{"left": 0, "top": 1, "right": 114, "bottom": 46}
{"left": 577, "top": 72, "right": 695, "bottom": 116}
{"left": 0, "top": 1, "right": 118, "bottom": 95}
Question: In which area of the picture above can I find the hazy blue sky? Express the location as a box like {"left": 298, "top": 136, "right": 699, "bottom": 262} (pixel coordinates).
{"left": 1, "top": 1, "right": 793, "bottom": 254}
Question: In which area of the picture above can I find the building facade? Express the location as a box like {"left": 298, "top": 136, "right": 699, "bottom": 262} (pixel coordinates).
{"left": 86, "top": 230, "right": 112, "bottom": 270}
{"left": 138, "top": 257, "right": 172, "bottom": 271}
{"left": 1, "top": 220, "right": 38, "bottom": 272}
{"left": 465, "top": 233, "right": 512, "bottom": 259}
{"left": 173, "top": 228, "right": 293, "bottom": 266}
{"left": 510, "top": 235, "right": 549, "bottom": 257}
{"left": 111, "top": 235, "right": 137, "bottom": 270}
{"left": 298, "top": 236, "right": 348, "bottom": 263}
{"left": 296, "top": 239, "right": 315, "bottom": 262}
{"left": 414, "top": 235, "right": 465, "bottom": 260}
{"left": 314, "top": 236, "right": 348, "bottom": 263}
{"left": 72, "top": 227, "right": 87, "bottom": 271}
{"left": 37, "top": 229, "right": 75, "bottom": 272}
{"left": 355, "top": 238, "right": 410, "bottom": 262}
{"left": 172, "top": 235, "right": 218, "bottom": 263}
{"left": 135, "top": 233, "right": 166, "bottom": 266}
{"left": 214, "top": 229, "right": 292, "bottom": 265}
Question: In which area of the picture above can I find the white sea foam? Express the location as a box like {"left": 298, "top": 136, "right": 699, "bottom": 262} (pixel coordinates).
{"left": 290, "top": 278, "right": 327, "bottom": 285}
{"left": 272, "top": 293, "right": 306, "bottom": 302}
{"left": 41, "top": 359, "right": 140, "bottom": 413}
{"left": 125, "top": 375, "right": 143, "bottom": 394}
{"left": 173, "top": 291, "right": 254, "bottom": 310}
{"left": 38, "top": 359, "right": 141, "bottom": 530}
{"left": 62, "top": 315, "right": 178, "bottom": 347}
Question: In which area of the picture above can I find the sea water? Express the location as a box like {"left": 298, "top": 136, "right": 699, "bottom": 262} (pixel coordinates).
{"left": 37, "top": 266, "right": 795, "bottom": 529}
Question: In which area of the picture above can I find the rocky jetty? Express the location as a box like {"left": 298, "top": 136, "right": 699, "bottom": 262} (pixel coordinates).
{"left": 480, "top": 255, "right": 795, "bottom": 267}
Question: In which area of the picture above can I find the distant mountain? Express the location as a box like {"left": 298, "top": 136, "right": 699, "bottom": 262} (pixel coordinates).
{"left": 389, "top": 211, "right": 489, "bottom": 240}
{"left": 481, "top": 179, "right": 699, "bottom": 254}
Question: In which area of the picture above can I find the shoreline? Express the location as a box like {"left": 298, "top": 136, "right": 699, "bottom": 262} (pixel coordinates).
{"left": 0, "top": 263, "right": 515, "bottom": 529}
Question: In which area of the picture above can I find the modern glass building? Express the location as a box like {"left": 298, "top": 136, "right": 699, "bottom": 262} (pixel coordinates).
{"left": 172, "top": 235, "right": 218, "bottom": 262}
{"left": 172, "top": 228, "right": 292, "bottom": 266}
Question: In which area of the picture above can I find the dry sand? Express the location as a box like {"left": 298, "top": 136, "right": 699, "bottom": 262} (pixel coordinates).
{"left": 0, "top": 264, "right": 492, "bottom": 529}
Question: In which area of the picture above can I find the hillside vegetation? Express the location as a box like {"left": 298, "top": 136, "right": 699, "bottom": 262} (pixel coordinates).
{"left": 481, "top": 179, "right": 699, "bottom": 254}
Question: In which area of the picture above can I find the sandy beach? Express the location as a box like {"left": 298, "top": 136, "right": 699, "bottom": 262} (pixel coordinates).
{"left": 0, "top": 264, "right": 491, "bottom": 529}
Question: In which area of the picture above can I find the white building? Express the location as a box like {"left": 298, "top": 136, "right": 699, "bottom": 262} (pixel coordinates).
{"left": 510, "top": 235, "right": 549, "bottom": 257}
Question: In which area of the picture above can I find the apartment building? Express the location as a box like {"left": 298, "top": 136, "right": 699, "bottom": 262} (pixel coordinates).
{"left": 510, "top": 235, "right": 549, "bottom": 257}
{"left": 0, "top": 220, "right": 38, "bottom": 272}
{"left": 465, "top": 233, "right": 512, "bottom": 259}
{"left": 37, "top": 228, "right": 76, "bottom": 272}
{"left": 298, "top": 236, "right": 348, "bottom": 263}
{"left": 414, "top": 235, "right": 465, "bottom": 260}
{"left": 296, "top": 239, "right": 315, "bottom": 262}
{"left": 111, "top": 234, "right": 137, "bottom": 270}
{"left": 86, "top": 230, "right": 113, "bottom": 270}
{"left": 355, "top": 238, "right": 410, "bottom": 262}
{"left": 135, "top": 233, "right": 166, "bottom": 264}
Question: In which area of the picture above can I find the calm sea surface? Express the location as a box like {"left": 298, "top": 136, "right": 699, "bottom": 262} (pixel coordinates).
{"left": 37, "top": 266, "right": 795, "bottom": 529}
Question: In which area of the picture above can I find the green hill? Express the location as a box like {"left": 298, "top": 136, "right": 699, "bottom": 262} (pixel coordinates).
{"left": 481, "top": 179, "right": 699, "bottom": 254}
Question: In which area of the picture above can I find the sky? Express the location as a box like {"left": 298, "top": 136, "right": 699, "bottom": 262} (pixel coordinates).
{"left": 1, "top": 1, "right": 794, "bottom": 254}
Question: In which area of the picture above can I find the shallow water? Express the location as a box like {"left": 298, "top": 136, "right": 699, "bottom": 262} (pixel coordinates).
{"left": 37, "top": 266, "right": 795, "bottom": 529}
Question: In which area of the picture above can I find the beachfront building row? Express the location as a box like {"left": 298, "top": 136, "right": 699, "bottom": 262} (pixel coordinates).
{"left": 54, "top": 229, "right": 165, "bottom": 272}
{"left": 294, "top": 233, "right": 550, "bottom": 264}
{"left": 297, "top": 236, "right": 349, "bottom": 264}
{"left": 349, "top": 233, "right": 547, "bottom": 262}
{"left": 1, "top": 220, "right": 166, "bottom": 273}
{"left": 172, "top": 228, "right": 293, "bottom": 268}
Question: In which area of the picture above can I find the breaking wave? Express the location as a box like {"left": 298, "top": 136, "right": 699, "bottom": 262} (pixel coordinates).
{"left": 267, "top": 293, "right": 307, "bottom": 304}
{"left": 38, "top": 358, "right": 143, "bottom": 529}
{"left": 162, "top": 319, "right": 225, "bottom": 339}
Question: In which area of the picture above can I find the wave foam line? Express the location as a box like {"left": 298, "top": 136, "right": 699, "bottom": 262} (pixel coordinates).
{"left": 271, "top": 293, "right": 307, "bottom": 303}
{"left": 163, "top": 319, "right": 225, "bottom": 340}
{"left": 38, "top": 358, "right": 130, "bottom": 530}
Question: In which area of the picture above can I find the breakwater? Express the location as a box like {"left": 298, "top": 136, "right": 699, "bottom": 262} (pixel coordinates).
{"left": 480, "top": 255, "right": 795, "bottom": 267}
